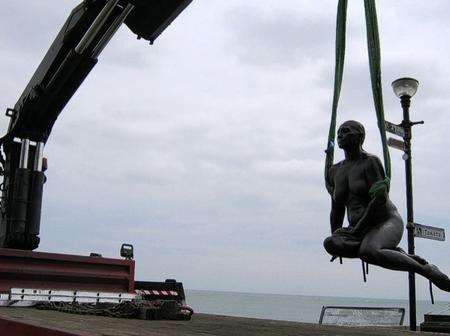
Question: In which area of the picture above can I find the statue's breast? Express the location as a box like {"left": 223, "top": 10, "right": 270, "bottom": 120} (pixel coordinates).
{"left": 348, "top": 168, "right": 369, "bottom": 197}
{"left": 332, "top": 160, "right": 369, "bottom": 203}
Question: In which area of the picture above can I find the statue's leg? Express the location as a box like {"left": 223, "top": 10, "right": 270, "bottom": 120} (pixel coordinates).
{"left": 394, "top": 247, "right": 428, "bottom": 265}
{"left": 323, "top": 234, "right": 360, "bottom": 259}
{"left": 359, "top": 216, "right": 422, "bottom": 272}
{"left": 359, "top": 217, "right": 450, "bottom": 291}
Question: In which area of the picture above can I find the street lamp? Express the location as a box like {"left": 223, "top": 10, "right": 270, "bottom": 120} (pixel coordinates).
{"left": 391, "top": 76, "right": 421, "bottom": 331}
{"left": 392, "top": 77, "right": 419, "bottom": 98}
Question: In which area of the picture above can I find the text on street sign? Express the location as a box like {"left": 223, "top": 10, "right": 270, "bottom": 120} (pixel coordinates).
{"left": 388, "top": 137, "right": 405, "bottom": 151}
{"left": 385, "top": 121, "right": 405, "bottom": 138}
{"left": 414, "top": 223, "right": 445, "bottom": 241}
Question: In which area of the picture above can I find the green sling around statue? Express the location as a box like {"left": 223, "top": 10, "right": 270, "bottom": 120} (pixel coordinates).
{"left": 323, "top": 0, "right": 450, "bottom": 292}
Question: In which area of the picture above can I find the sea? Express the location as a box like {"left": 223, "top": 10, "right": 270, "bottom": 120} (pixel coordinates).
{"left": 185, "top": 289, "right": 450, "bottom": 325}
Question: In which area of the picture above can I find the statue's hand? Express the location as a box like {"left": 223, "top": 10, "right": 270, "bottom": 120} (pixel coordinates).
{"left": 369, "top": 178, "right": 390, "bottom": 201}
{"left": 333, "top": 227, "right": 353, "bottom": 235}
{"left": 333, "top": 227, "right": 344, "bottom": 234}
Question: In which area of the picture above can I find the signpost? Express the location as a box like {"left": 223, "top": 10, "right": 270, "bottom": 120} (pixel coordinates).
{"left": 413, "top": 222, "right": 445, "bottom": 306}
{"left": 387, "top": 113, "right": 419, "bottom": 330}
{"left": 388, "top": 137, "right": 406, "bottom": 152}
{"left": 414, "top": 223, "right": 446, "bottom": 241}
{"left": 385, "top": 121, "right": 405, "bottom": 138}
{"left": 391, "top": 77, "right": 426, "bottom": 331}
{"left": 386, "top": 113, "right": 423, "bottom": 330}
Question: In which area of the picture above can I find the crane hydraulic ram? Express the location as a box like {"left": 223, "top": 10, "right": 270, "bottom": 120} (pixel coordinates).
{"left": 0, "top": 0, "right": 192, "bottom": 250}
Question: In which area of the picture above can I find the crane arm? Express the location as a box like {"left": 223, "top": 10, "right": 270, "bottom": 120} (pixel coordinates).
{"left": 5, "top": 0, "right": 192, "bottom": 144}
{"left": 0, "top": 0, "right": 192, "bottom": 250}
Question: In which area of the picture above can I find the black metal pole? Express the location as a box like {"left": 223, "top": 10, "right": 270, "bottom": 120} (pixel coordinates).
{"left": 401, "top": 95, "right": 416, "bottom": 331}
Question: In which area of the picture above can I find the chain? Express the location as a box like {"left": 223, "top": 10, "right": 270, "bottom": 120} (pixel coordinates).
{"left": 35, "top": 300, "right": 193, "bottom": 320}
{"left": 35, "top": 301, "right": 146, "bottom": 318}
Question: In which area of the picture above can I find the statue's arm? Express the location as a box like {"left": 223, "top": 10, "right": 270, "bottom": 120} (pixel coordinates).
{"left": 330, "top": 199, "right": 345, "bottom": 233}
{"left": 328, "top": 165, "right": 345, "bottom": 233}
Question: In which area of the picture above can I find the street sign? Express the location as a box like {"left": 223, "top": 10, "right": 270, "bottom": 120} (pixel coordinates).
{"left": 388, "top": 137, "right": 405, "bottom": 151}
{"left": 385, "top": 121, "right": 405, "bottom": 138}
{"left": 414, "top": 223, "right": 446, "bottom": 241}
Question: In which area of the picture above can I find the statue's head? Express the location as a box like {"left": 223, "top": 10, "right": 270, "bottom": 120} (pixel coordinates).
{"left": 337, "top": 120, "right": 365, "bottom": 150}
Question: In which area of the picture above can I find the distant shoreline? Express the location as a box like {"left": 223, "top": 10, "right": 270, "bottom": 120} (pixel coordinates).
{"left": 186, "top": 288, "right": 449, "bottom": 303}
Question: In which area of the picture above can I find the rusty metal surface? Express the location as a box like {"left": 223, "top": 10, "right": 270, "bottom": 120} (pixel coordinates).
{"left": 0, "top": 248, "right": 134, "bottom": 293}
{"left": 0, "top": 308, "right": 443, "bottom": 336}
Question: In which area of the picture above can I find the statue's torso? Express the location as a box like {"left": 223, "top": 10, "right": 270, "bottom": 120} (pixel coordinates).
{"left": 331, "top": 155, "right": 392, "bottom": 226}
{"left": 333, "top": 159, "right": 369, "bottom": 226}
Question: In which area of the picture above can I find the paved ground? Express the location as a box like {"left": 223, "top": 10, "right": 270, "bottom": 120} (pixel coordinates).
{"left": 0, "top": 308, "right": 445, "bottom": 336}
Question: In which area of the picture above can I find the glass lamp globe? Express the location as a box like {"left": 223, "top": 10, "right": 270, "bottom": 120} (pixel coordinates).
{"left": 391, "top": 77, "right": 419, "bottom": 98}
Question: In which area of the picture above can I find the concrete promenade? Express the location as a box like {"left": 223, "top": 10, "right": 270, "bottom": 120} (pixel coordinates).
{"left": 0, "top": 308, "right": 443, "bottom": 336}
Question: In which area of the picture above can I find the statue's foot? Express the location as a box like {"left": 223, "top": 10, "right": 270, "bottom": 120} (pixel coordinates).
{"left": 424, "top": 264, "right": 450, "bottom": 292}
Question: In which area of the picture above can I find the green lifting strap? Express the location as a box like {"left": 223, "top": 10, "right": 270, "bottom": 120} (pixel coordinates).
{"left": 325, "top": 0, "right": 391, "bottom": 198}
{"left": 325, "top": 0, "right": 347, "bottom": 194}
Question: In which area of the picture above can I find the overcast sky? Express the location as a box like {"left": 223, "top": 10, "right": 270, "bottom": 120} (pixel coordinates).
{"left": 1, "top": 1, "right": 449, "bottom": 301}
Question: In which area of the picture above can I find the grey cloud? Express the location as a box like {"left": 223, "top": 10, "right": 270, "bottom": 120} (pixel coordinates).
{"left": 1, "top": 0, "right": 449, "bottom": 301}
{"left": 224, "top": 4, "right": 335, "bottom": 67}
{"left": 0, "top": 1, "right": 74, "bottom": 53}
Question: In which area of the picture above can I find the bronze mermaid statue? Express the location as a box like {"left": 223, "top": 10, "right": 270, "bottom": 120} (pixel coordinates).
{"left": 323, "top": 120, "right": 450, "bottom": 291}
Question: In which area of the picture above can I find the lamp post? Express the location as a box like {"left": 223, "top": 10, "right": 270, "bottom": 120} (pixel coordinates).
{"left": 392, "top": 77, "right": 421, "bottom": 331}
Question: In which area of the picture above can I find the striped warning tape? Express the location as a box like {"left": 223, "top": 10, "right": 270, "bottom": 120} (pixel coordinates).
{"left": 135, "top": 290, "right": 178, "bottom": 297}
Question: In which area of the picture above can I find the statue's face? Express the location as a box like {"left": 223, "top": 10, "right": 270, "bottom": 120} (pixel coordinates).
{"left": 337, "top": 124, "right": 363, "bottom": 150}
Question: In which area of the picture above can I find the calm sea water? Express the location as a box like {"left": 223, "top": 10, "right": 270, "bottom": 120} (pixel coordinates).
{"left": 186, "top": 289, "right": 449, "bottom": 325}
